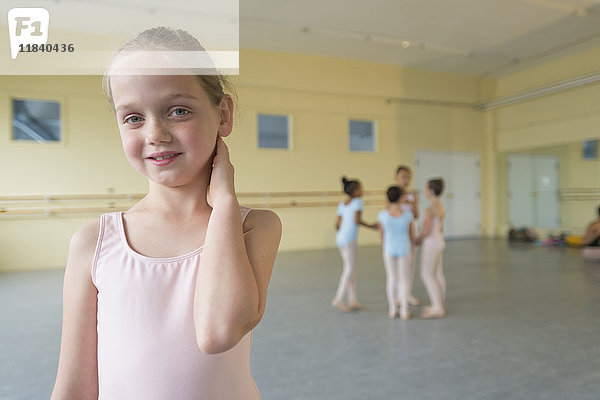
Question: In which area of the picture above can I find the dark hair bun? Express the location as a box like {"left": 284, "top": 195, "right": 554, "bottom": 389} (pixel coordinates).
{"left": 341, "top": 177, "right": 360, "bottom": 196}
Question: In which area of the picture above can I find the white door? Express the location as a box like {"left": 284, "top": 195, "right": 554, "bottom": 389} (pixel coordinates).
{"left": 415, "top": 151, "right": 481, "bottom": 238}
{"left": 507, "top": 154, "right": 560, "bottom": 228}
{"left": 508, "top": 155, "right": 535, "bottom": 226}
{"left": 534, "top": 156, "right": 560, "bottom": 228}
{"left": 451, "top": 153, "right": 481, "bottom": 237}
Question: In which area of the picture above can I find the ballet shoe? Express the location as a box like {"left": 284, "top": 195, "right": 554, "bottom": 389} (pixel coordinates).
{"left": 400, "top": 310, "right": 412, "bottom": 321}
{"left": 388, "top": 310, "right": 399, "bottom": 319}
{"left": 331, "top": 299, "right": 351, "bottom": 313}
{"left": 348, "top": 302, "right": 363, "bottom": 310}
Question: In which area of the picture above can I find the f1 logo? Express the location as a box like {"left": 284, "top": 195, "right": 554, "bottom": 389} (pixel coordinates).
{"left": 7, "top": 8, "right": 49, "bottom": 59}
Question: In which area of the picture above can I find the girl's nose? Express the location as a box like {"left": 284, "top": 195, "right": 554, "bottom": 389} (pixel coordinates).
{"left": 145, "top": 119, "right": 172, "bottom": 145}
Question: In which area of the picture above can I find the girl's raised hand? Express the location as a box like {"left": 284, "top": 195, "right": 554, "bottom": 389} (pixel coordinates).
{"left": 207, "top": 136, "right": 236, "bottom": 208}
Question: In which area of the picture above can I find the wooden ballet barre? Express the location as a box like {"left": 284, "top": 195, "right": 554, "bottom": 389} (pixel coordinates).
{"left": 559, "top": 188, "right": 600, "bottom": 201}
{"left": 237, "top": 190, "right": 386, "bottom": 198}
{"left": 0, "top": 194, "right": 144, "bottom": 202}
{"left": 0, "top": 198, "right": 387, "bottom": 216}
{"left": 0, "top": 190, "right": 387, "bottom": 205}
{"left": 0, "top": 206, "right": 121, "bottom": 215}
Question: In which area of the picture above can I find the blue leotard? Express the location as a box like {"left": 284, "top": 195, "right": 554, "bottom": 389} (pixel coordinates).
{"left": 336, "top": 198, "right": 363, "bottom": 247}
{"left": 378, "top": 209, "right": 413, "bottom": 257}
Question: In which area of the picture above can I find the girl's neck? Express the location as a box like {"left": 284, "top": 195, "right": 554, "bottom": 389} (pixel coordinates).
{"left": 138, "top": 174, "right": 212, "bottom": 218}
{"left": 387, "top": 202, "right": 403, "bottom": 213}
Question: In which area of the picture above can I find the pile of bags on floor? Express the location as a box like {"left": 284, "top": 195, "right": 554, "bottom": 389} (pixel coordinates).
{"left": 508, "top": 227, "right": 574, "bottom": 247}
{"left": 507, "top": 227, "right": 538, "bottom": 243}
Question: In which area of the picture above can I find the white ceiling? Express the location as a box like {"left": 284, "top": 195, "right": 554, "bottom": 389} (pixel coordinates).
{"left": 239, "top": 0, "right": 600, "bottom": 76}
{"left": 5, "top": 0, "right": 600, "bottom": 76}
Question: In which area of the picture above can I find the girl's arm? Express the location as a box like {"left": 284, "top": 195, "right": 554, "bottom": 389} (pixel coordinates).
{"left": 195, "top": 137, "right": 282, "bottom": 354}
{"left": 409, "top": 220, "right": 415, "bottom": 245}
{"left": 51, "top": 221, "right": 100, "bottom": 400}
{"left": 335, "top": 215, "right": 342, "bottom": 231}
{"left": 410, "top": 191, "right": 420, "bottom": 220}
{"left": 355, "top": 210, "right": 378, "bottom": 229}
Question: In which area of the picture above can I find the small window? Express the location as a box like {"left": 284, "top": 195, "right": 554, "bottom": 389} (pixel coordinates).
{"left": 583, "top": 140, "right": 598, "bottom": 160}
{"left": 12, "top": 98, "right": 61, "bottom": 142}
{"left": 349, "top": 119, "right": 374, "bottom": 152}
{"left": 258, "top": 114, "right": 289, "bottom": 149}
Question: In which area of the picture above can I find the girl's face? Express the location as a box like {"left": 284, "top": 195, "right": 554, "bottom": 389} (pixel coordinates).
{"left": 354, "top": 183, "right": 363, "bottom": 198}
{"left": 109, "top": 61, "right": 232, "bottom": 188}
{"left": 395, "top": 170, "right": 411, "bottom": 188}
{"left": 424, "top": 185, "right": 433, "bottom": 200}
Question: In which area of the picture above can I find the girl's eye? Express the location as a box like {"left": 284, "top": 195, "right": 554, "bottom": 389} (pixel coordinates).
{"left": 170, "top": 108, "right": 189, "bottom": 117}
{"left": 124, "top": 115, "right": 143, "bottom": 124}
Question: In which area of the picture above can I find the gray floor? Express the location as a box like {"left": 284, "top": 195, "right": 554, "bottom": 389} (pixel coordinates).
{"left": 2, "top": 239, "right": 600, "bottom": 400}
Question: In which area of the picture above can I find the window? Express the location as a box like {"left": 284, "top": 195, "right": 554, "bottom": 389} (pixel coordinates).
{"left": 258, "top": 114, "right": 289, "bottom": 149}
{"left": 12, "top": 98, "right": 61, "bottom": 142}
{"left": 583, "top": 140, "right": 598, "bottom": 160}
{"left": 349, "top": 119, "right": 374, "bottom": 152}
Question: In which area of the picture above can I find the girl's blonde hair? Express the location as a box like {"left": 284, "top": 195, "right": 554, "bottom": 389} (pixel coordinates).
{"left": 102, "top": 26, "right": 236, "bottom": 108}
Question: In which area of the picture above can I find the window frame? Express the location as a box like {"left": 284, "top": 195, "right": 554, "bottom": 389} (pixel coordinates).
{"left": 348, "top": 118, "right": 377, "bottom": 153}
{"left": 257, "top": 112, "right": 292, "bottom": 151}
{"left": 8, "top": 94, "right": 66, "bottom": 147}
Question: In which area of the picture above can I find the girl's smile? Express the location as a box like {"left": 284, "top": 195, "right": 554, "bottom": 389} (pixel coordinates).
{"left": 146, "top": 151, "right": 183, "bottom": 166}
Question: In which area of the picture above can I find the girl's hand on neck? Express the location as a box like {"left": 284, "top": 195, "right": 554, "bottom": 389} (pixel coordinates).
{"left": 206, "top": 136, "right": 237, "bottom": 208}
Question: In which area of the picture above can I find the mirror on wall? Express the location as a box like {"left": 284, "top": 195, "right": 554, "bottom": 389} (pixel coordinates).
{"left": 499, "top": 140, "right": 600, "bottom": 235}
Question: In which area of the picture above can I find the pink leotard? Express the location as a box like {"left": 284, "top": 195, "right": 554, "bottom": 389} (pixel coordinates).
{"left": 423, "top": 216, "right": 445, "bottom": 249}
{"left": 92, "top": 208, "right": 260, "bottom": 400}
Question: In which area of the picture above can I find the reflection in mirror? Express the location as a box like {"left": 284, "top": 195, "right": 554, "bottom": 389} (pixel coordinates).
{"left": 500, "top": 140, "right": 600, "bottom": 237}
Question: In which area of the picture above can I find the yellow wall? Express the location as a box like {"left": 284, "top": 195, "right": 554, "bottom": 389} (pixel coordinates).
{"left": 5, "top": 42, "right": 600, "bottom": 270}
{"left": 488, "top": 46, "right": 600, "bottom": 235}
{"left": 0, "top": 49, "right": 488, "bottom": 271}
{"left": 488, "top": 47, "right": 600, "bottom": 152}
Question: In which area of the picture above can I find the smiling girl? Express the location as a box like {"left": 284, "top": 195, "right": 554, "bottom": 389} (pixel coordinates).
{"left": 50, "top": 27, "right": 281, "bottom": 400}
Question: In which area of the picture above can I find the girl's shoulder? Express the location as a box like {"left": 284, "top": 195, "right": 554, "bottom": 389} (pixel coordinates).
{"left": 71, "top": 218, "right": 101, "bottom": 252}
{"left": 342, "top": 197, "right": 362, "bottom": 208}
{"left": 241, "top": 208, "right": 281, "bottom": 235}
{"left": 66, "top": 217, "right": 102, "bottom": 278}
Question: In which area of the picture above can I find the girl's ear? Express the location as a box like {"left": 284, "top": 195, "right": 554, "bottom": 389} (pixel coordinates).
{"left": 217, "top": 95, "right": 234, "bottom": 137}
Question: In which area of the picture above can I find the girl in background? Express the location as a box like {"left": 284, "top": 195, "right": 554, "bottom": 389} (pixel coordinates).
{"left": 377, "top": 186, "right": 414, "bottom": 320}
{"left": 395, "top": 165, "right": 420, "bottom": 306}
{"left": 332, "top": 177, "right": 377, "bottom": 312}
{"left": 415, "top": 178, "right": 447, "bottom": 318}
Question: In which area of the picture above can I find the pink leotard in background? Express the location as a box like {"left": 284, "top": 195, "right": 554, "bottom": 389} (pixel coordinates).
{"left": 92, "top": 208, "right": 260, "bottom": 400}
{"left": 423, "top": 216, "right": 444, "bottom": 249}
